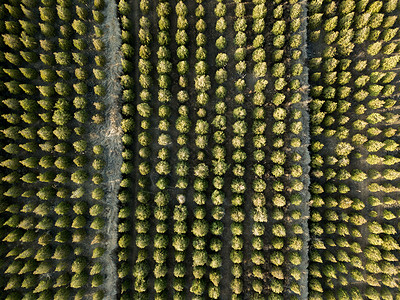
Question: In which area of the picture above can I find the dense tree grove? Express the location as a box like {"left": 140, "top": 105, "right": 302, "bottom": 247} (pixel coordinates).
{"left": 0, "top": 0, "right": 109, "bottom": 299}
{"left": 2, "top": 0, "right": 400, "bottom": 299}
{"left": 116, "top": 0, "right": 310, "bottom": 298}
{"left": 308, "top": 0, "right": 400, "bottom": 299}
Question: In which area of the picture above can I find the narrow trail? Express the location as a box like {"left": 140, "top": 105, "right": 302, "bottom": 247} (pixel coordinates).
{"left": 182, "top": 0, "right": 198, "bottom": 293}
{"left": 293, "top": 1, "right": 311, "bottom": 298}
{"left": 239, "top": 0, "right": 257, "bottom": 297}
{"left": 142, "top": 0, "right": 160, "bottom": 296}
{"left": 93, "top": 0, "right": 123, "bottom": 299}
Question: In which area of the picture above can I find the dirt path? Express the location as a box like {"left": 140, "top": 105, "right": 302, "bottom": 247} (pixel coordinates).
{"left": 240, "top": 1, "right": 257, "bottom": 297}
{"left": 294, "top": 1, "right": 311, "bottom": 299}
{"left": 94, "top": 0, "right": 123, "bottom": 298}
{"left": 124, "top": 0, "right": 140, "bottom": 296}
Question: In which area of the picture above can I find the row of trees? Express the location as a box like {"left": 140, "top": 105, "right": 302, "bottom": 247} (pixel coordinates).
{"left": 152, "top": 0, "right": 173, "bottom": 298}
{"left": 173, "top": 1, "right": 190, "bottom": 299}
{"left": 207, "top": 1, "right": 229, "bottom": 298}
{"left": 252, "top": 0, "right": 296, "bottom": 297}
{"left": 249, "top": 0, "right": 268, "bottom": 298}
{"left": 117, "top": 0, "right": 141, "bottom": 299}
{"left": 190, "top": 0, "right": 210, "bottom": 297}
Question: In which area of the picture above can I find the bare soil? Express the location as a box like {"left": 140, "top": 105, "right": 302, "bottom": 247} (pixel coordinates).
{"left": 294, "top": 1, "right": 311, "bottom": 299}
{"left": 92, "top": 0, "right": 123, "bottom": 298}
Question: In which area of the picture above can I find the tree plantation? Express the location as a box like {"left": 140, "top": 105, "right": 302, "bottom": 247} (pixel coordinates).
{"left": 0, "top": 0, "right": 400, "bottom": 299}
